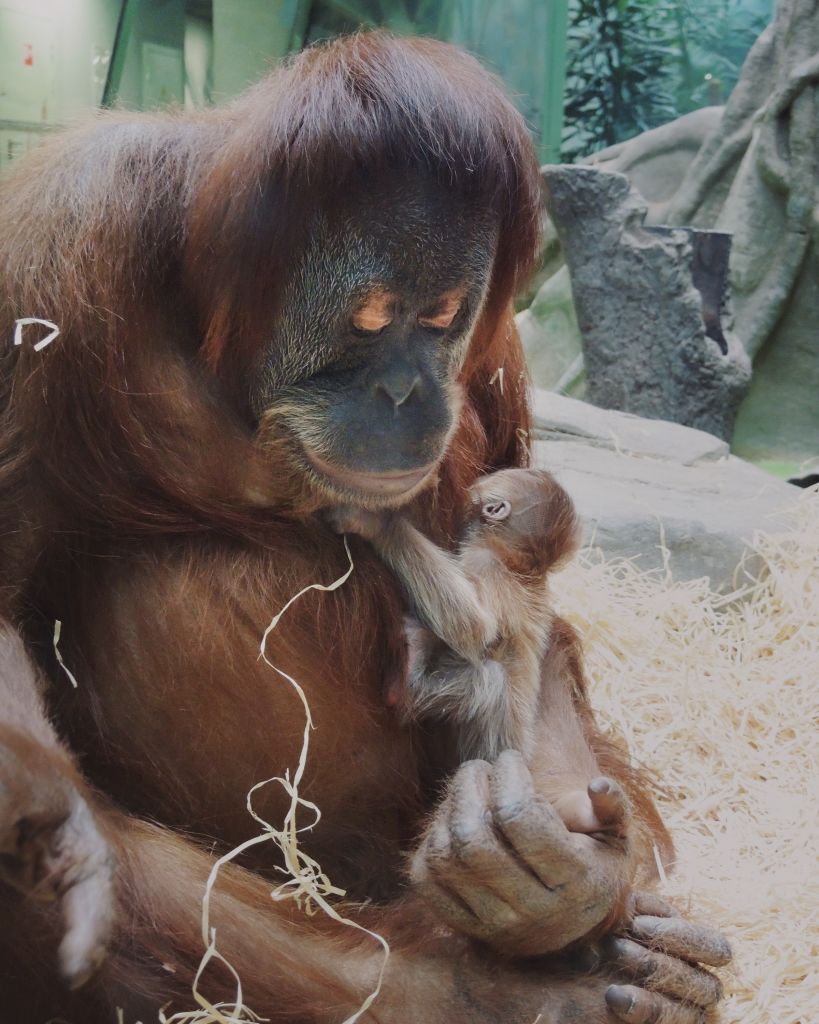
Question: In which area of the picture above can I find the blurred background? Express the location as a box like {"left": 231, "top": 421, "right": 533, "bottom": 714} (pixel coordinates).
{"left": 0, "top": 0, "right": 771, "bottom": 173}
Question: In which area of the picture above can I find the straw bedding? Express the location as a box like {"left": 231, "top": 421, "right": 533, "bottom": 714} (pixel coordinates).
{"left": 57, "top": 491, "right": 818, "bottom": 1023}
{"left": 552, "top": 487, "right": 819, "bottom": 1024}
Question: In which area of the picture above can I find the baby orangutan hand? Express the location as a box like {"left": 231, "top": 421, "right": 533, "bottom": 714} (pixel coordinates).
{"left": 552, "top": 776, "right": 630, "bottom": 842}
{"left": 324, "top": 505, "right": 390, "bottom": 541}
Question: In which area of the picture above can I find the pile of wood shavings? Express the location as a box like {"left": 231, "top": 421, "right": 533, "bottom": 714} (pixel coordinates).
{"left": 552, "top": 487, "right": 819, "bottom": 1024}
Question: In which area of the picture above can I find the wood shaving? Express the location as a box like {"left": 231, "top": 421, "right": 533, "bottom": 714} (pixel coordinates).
{"left": 161, "top": 536, "right": 390, "bottom": 1024}
{"left": 553, "top": 487, "right": 819, "bottom": 1024}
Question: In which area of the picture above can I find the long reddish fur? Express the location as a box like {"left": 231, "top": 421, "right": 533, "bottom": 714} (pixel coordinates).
{"left": 0, "top": 31, "right": 668, "bottom": 1023}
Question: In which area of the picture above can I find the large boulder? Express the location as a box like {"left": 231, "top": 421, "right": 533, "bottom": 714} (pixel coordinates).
{"left": 524, "top": 1, "right": 819, "bottom": 465}
{"left": 588, "top": 107, "right": 724, "bottom": 204}
{"left": 531, "top": 390, "right": 800, "bottom": 587}
{"left": 541, "top": 165, "right": 751, "bottom": 441}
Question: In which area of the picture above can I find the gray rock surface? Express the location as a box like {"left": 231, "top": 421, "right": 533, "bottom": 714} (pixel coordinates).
{"left": 542, "top": 164, "right": 751, "bottom": 441}
{"left": 531, "top": 390, "right": 799, "bottom": 588}
{"left": 589, "top": 107, "right": 724, "bottom": 204}
{"left": 584, "top": 0, "right": 819, "bottom": 464}
{"left": 516, "top": 266, "right": 581, "bottom": 392}
{"left": 531, "top": 389, "right": 729, "bottom": 464}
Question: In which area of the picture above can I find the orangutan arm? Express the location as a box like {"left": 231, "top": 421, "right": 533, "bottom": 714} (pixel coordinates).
{"left": 327, "top": 508, "right": 496, "bottom": 664}
{"left": 0, "top": 623, "right": 115, "bottom": 989}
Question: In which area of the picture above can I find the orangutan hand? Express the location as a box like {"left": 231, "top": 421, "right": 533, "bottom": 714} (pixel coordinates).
{"left": 583, "top": 891, "right": 732, "bottom": 1023}
{"left": 409, "top": 750, "right": 630, "bottom": 957}
{"left": 0, "top": 725, "right": 115, "bottom": 989}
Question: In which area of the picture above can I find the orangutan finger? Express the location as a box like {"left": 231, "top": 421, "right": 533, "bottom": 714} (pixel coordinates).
{"left": 53, "top": 800, "right": 115, "bottom": 989}
{"left": 447, "top": 759, "right": 492, "bottom": 848}
{"left": 606, "top": 984, "right": 705, "bottom": 1024}
{"left": 445, "top": 760, "right": 547, "bottom": 920}
{"left": 588, "top": 777, "right": 630, "bottom": 831}
{"left": 410, "top": 794, "right": 514, "bottom": 929}
{"left": 600, "top": 935, "right": 723, "bottom": 1008}
{"left": 60, "top": 866, "right": 114, "bottom": 989}
{"left": 412, "top": 872, "right": 485, "bottom": 936}
{"left": 412, "top": 816, "right": 451, "bottom": 874}
{"left": 410, "top": 821, "right": 491, "bottom": 932}
{"left": 631, "top": 892, "right": 681, "bottom": 919}
{"left": 631, "top": 915, "right": 733, "bottom": 968}
{"left": 488, "top": 751, "right": 581, "bottom": 887}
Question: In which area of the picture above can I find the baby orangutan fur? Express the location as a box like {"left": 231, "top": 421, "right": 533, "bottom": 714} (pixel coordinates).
{"left": 330, "top": 468, "right": 579, "bottom": 761}
{"left": 330, "top": 469, "right": 631, "bottom": 836}
{"left": 330, "top": 469, "right": 636, "bottom": 837}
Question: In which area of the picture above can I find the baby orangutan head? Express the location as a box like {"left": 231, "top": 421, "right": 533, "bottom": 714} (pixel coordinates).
{"left": 466, "top": 469, "right": 580, "bottom": 577}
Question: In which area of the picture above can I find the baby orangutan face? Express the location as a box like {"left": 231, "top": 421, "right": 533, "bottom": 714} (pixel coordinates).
{"left": 466, "top": 469, "right": 580, "bottom": 576}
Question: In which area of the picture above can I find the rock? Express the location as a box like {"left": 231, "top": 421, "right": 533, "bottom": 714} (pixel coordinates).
{"left": 522, "top": 4, "right": 819, "bottom": 465}
{"left": 731, "top": 243, "right": 819, "bottom": 463}
{"left": 518, "top": 109, "right": 723, "bottom": 398}
{"left": 531, "top": 389, "right": 729, "bottom": 464}
{"left": 542, "top": 164, "right": 751, "bottom": 441}
{"left": 587, "top": 107, "right": 724, "bottom": 204}
{"left": 531, "top": 390, "right": 799, "bottom": 587}
{"left": 587, "top": 2, "right": 819, "bottom": 464}
{"left": 516, "top": 266, "right": 581, "bottom": 392}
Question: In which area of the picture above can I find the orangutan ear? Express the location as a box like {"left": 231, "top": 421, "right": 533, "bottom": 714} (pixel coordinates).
{"left": 481, "top": 497, "right": 512, "bottom": 522}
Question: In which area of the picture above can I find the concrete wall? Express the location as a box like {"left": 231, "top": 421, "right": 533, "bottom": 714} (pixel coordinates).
{"left": 117, "top": 0, "right": 186, "bottom": 109}
{"left": 0, "top": 0, "right": 119, "bottom": 124}
{"left": 185, "top": 13, "right": 213, "bottom": 109}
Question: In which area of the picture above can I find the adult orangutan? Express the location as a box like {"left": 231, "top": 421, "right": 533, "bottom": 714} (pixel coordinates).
{"left": 0, "top": 32, "right": 729, "bottom": 1023}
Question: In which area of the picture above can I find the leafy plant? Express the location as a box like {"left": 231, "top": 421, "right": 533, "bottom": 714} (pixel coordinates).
{"left": 671, "top": 0, "right": 770, "bottom": 113}
{"left": 562, "top": 0, "right": 680, "bottom": 162}
{"left": 562, "top": 0, "right": 772, "bottom": 161}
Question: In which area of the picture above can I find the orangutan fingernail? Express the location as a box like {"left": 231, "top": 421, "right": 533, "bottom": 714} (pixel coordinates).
{"left": 605, "top": 985, "right": 636, "bottom": 1015}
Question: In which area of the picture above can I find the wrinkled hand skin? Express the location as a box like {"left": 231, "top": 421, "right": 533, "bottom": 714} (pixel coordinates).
{"left": 0, "top": 725, "right": 115, "bottom": 989}
{"left": 411, "top": 752, "right": 732, "bottom": 1024}
{"left": 410, "top": 751, "right": 629, "bottom": 958}
{"left": 324, "top": 505, "right": 390, "bottom": 541}
{"left": 589, "top": 891, "right": 733, "bottom": 1024}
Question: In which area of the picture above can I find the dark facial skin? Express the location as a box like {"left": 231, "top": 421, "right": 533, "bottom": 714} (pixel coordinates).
{"left": 252, "top": 175, "right": 499, "bottom": 507}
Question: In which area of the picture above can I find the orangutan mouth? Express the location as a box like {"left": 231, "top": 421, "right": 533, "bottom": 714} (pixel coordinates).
{"left": 305, "top": 449, "right": 436, "bottom": 498}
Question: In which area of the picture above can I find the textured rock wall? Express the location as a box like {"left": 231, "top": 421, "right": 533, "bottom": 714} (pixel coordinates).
{"left": 542, "top": 165, "right": 751, "bottom": 440}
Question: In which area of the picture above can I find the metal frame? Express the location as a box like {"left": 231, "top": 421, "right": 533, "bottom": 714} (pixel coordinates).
{"left": 541, "top": 0, "right": 569, "bottom": 164}
{"left": 101, "top": 0, "right": 141, "bottom": 108}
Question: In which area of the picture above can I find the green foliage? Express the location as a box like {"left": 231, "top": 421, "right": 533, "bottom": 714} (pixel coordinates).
{"left": 672, "top": 0, "right": 769, "bottom": 114}
{"left": 562, "top": 0, "right": 679, "bottom": 162}
{"left": 562, "top": 0, "right": 771, "bottom": 162}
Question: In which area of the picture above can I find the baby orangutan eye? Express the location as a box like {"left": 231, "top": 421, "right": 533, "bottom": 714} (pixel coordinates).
{"left": 482, "top": 499, "right": 511, "bottom": 522}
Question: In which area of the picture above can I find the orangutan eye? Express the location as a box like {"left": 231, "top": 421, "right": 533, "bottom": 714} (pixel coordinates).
{"left": 351, "top": 289, "right": 395, "bottom": 335}
{"left": 418, "top": 290, "right": 464, "bottom": 330}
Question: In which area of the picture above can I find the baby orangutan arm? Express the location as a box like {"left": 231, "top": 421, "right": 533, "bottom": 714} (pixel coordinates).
{"left": 327, "top": 507, "right": 496, "bottom": 664}
{"left": 530, "top": 623, "right": 633, "bottom": 844}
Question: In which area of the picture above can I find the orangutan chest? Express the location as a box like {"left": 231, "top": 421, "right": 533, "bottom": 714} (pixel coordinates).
{"left": 46, "top": 549, "right": 424, "bottom": 896}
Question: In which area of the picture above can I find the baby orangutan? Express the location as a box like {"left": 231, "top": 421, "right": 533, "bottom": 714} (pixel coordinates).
{"left": 329, "top": 468, "right": 627, "bottom": 838}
